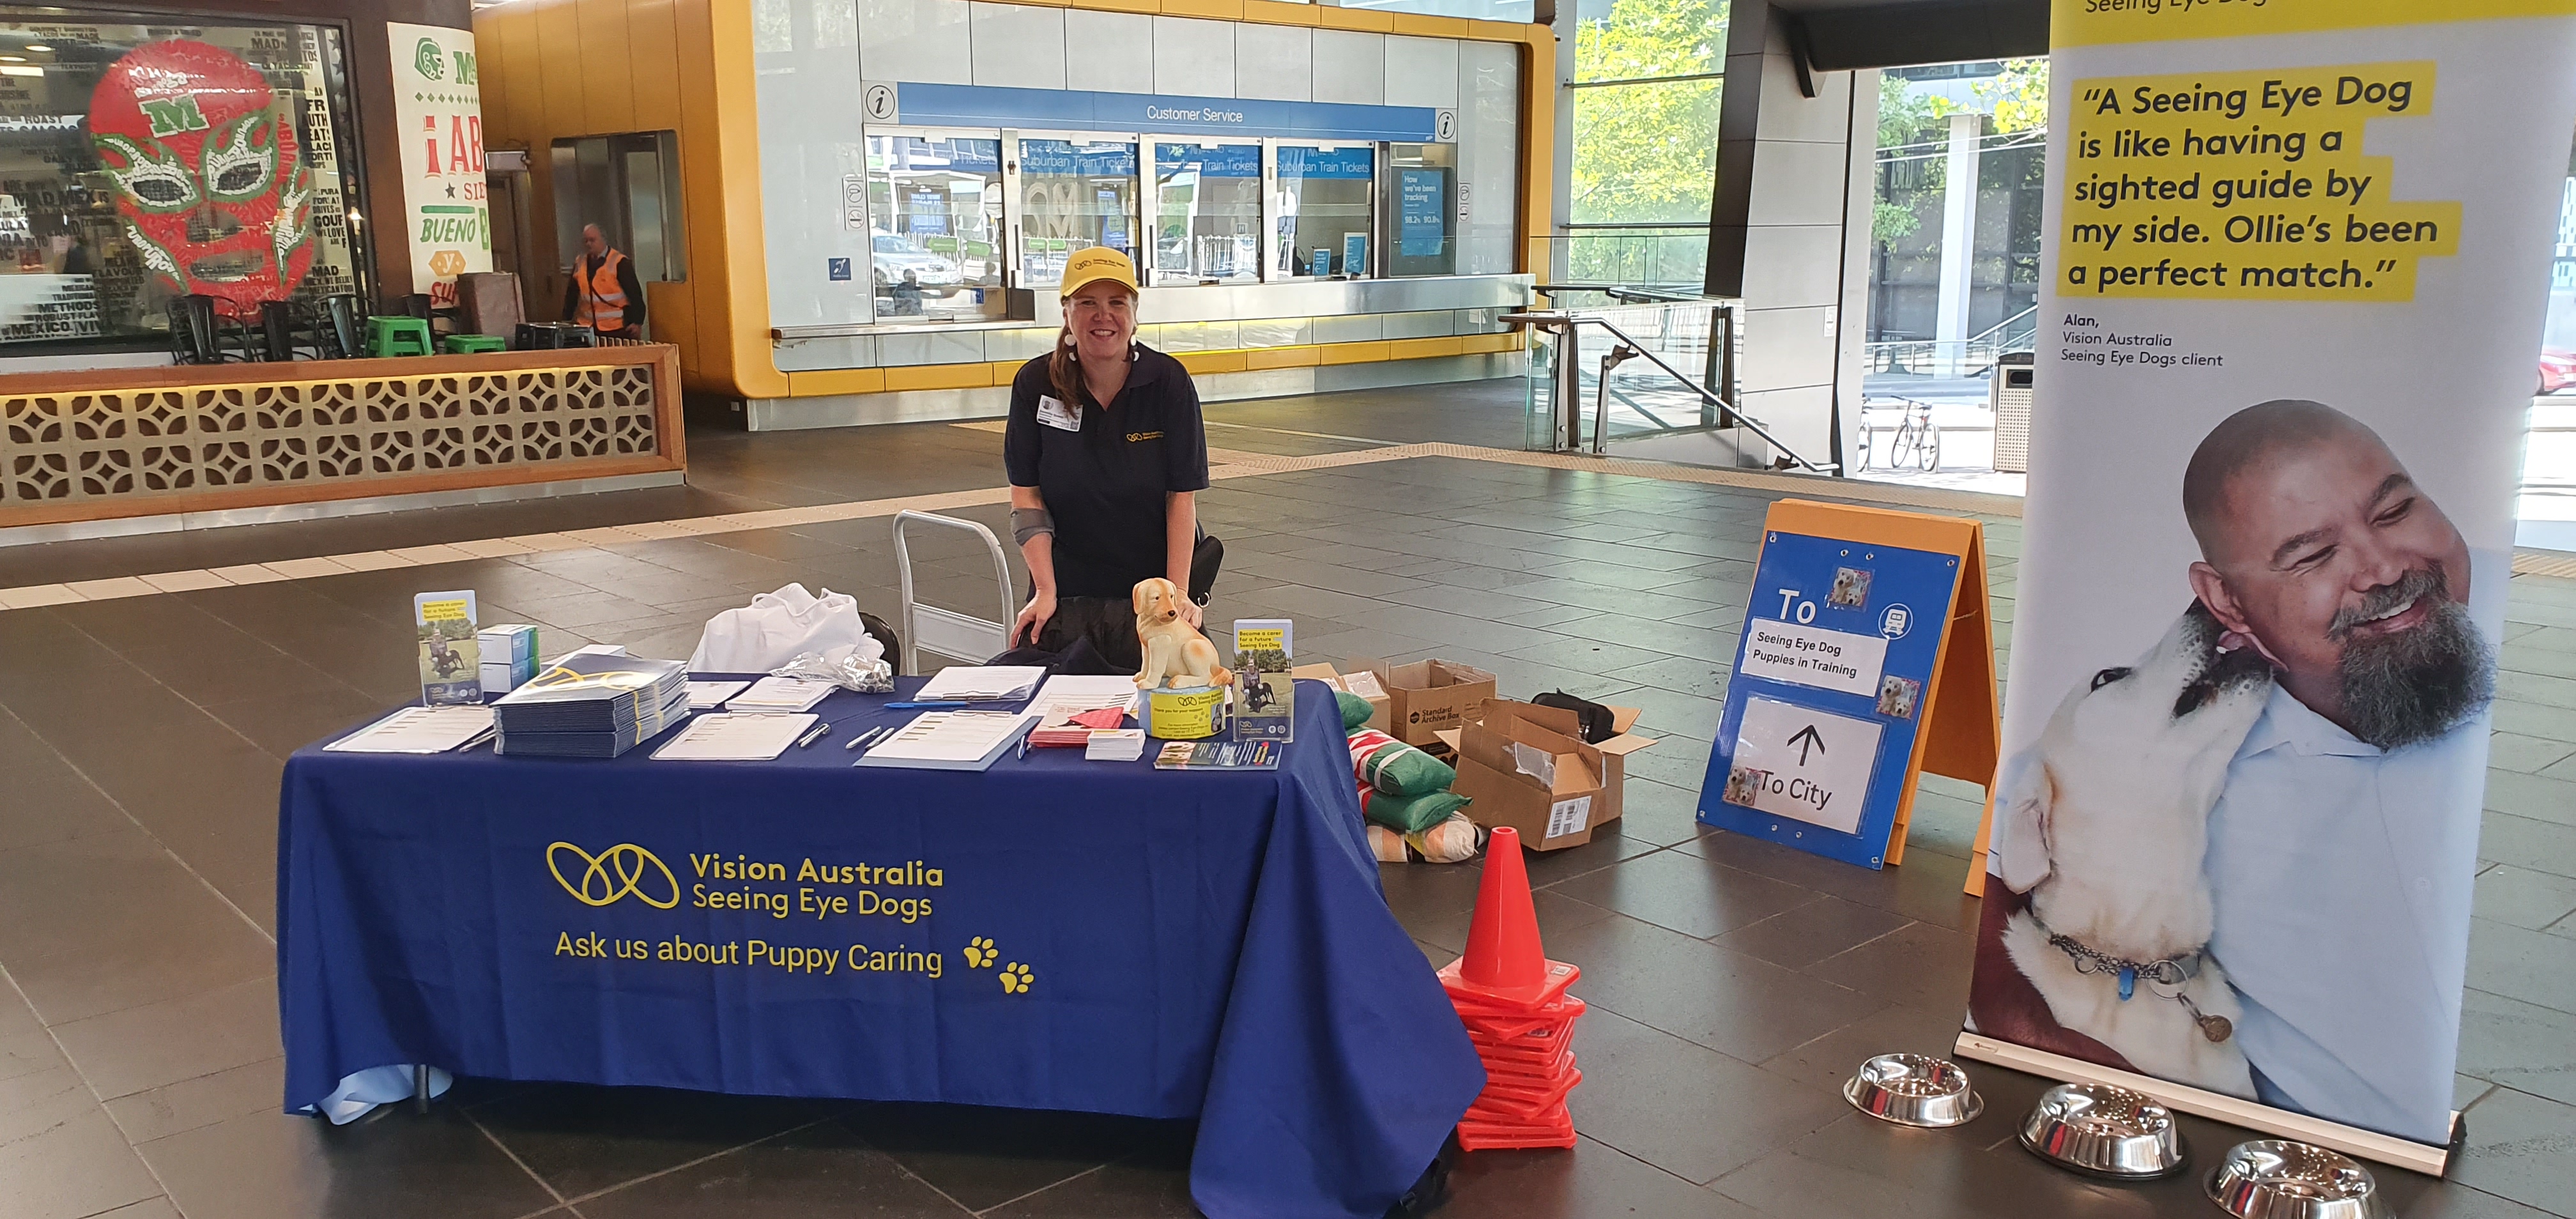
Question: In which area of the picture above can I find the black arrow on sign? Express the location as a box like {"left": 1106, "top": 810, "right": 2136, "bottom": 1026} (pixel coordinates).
{"left": 1789, "top": 724, "right": 1826, "bottom": 766}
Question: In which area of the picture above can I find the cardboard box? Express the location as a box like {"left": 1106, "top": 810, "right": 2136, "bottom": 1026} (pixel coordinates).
{"left": 1351, "top": 657, "right": 1497, "bottom": 747}
{"left": 1439, "top": 699, "right": 1658, "bottom": 830}
{"left": 1449, "top": 705, "right": 1605, "bottom": 850}
{"left": 1290, "top": 661, "right": 1387, "bottom": 732}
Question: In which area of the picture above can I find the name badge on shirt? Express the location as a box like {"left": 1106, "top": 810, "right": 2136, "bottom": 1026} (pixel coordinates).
{"left": 1036, "top": 395, "right": 1082, "bottom": 432}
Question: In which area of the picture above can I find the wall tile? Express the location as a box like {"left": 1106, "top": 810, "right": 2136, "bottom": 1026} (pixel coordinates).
{"left": 972, "top": 3, "right": 1068, "bottom": 90}
{"left": 1153, "top": 16, "right": 1237, "bottom": 96}
{"left": 1312, "top": 29, "right": 1386, "bottom": 105}
{"left": 1383, "top": 35, "right": 1457, "bottom": 109}
{"left": 1235, "top": 23, "right": 1313, "bottom": 102}
{"left": 860, "top": 0, "right": 972, "bottom": 84}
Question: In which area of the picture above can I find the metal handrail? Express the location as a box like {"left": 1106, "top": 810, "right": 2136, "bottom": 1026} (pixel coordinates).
{"left": 1502, "top": 309, "right": 1837, "bottom": 474}
{"left": 1532, "top": 284, "right": 1710, "bottom": 305}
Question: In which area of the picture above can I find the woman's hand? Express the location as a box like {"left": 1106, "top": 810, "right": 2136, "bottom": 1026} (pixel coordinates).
{"left": 1013, "top": 588, "right": 1057, "bottom": 648}
{"left": 1179, "top": 599, "right": 1203, "bottom": 630}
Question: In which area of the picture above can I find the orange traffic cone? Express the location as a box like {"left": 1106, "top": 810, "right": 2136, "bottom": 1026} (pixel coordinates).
{"left": 1438, "top": 826, "right": 1585, "bottom": 1153}
{"left": 1438, "top": 827, "right": 1579, "bottom": 1011}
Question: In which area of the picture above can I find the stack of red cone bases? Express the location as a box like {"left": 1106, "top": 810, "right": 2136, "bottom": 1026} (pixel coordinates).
{"left": 1437, "top": 826, "right": 1584, "bottom": 1150}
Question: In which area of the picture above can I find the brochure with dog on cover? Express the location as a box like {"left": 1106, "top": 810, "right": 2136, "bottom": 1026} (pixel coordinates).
{"left": 1231, "top": 618, "right": 1294, "bottom": 742}
{"left": 1961, "top": 1, "right": 2576, "bottom": 1165}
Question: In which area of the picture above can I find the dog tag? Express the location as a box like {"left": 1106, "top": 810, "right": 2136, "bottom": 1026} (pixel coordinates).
{"left": 2117, "top": 966, "right": 2136, "bottom": 1002}
{"left": 2197, "top": 1014, "right": 2234, "bottom": 1043}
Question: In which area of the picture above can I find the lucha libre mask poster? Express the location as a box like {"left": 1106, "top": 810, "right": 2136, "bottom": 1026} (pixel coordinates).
{"left": 387, "top": 23, "right": 492, "bottom": 309}
{"left": 88, "top": 38, "right": 316, "bottom": 315}
{"left": 1961, "top": 0, "right": 2576, "bottom": 1169}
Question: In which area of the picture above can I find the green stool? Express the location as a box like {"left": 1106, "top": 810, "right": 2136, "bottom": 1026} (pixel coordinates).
{"left": 367, "top": 315, "right": 433, "bottom": 358}
{"left": 441, "top": 333, "right": 507, "bottom": 355}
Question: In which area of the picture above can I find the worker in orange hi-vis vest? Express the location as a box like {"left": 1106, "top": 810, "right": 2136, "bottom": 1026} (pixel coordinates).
{"left": 563, "top": 223, "right": 647, "bottom": 337}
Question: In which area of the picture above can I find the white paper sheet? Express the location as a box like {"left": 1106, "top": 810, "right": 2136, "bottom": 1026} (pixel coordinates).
{"left": 325, "top": 705, "right": 496, "bottom": 753}
{"left": 685, "top": 680, "right": 751, "bottom": 710}
{"left": 1027, "top": 675, "right": 1142, "bottom": 726}
{"left": 857, "top": 710, "right": 1036, "bottom": 768}
{"left": 726, "top": 676, "right": 836, "bottom": 713}
{"left": 649, "top": 712, "right": 817, "bottom": 761}
{"left": 914, "top": 665, "right": 1046, "bottom": 702}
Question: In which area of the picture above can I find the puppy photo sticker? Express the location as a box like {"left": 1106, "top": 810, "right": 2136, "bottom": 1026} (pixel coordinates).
{"left": 1722, "top": 765, "right": 1768, "bottom": 808}
{"left": 1875, "top": 674, "right": 1920, "bottom": 721}
{"left": 1828, "top": 567, "right": 1872, "bottom": 610}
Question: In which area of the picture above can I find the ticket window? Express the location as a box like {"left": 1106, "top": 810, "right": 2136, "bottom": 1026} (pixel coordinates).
{"left": 864, "top": 132, "right": 1005, "bottom": 323}
{"left": 1383, "top": 144, "right": 1457, "bottom": 279}
{"left": 1151, "top": 142, "right": 1262, "bottom": 286}
{"left": 1014, "top": 136, "right": 1140, "bottom": 289}
{"left": 1272, "top": 144, "right": 1377, "bottom": 279}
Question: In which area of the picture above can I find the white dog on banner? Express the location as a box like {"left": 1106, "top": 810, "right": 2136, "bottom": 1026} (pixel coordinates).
{"left": 1994, "top": 602, "right": 2269, "bottom": 1097}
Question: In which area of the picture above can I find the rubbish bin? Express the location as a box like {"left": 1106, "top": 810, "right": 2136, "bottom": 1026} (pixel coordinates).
{"left": 1991, "top": 352, "right": 2035, "bottom": 473}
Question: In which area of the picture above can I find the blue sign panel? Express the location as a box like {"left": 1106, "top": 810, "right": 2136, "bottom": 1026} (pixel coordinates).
{"left": 1155, "top": 142, "right": 1262, "bottom": 179}
{"left": 1696, "top": 532, "right": 1964, "bottom": 868}
{"left": 1276, "top": 144, "right": 1376, "bottom": 181}
{"left": 896, "top": 82, "right": 1439, "bottom": 143}
{"left": 1398, "top": 168, "right": 1445, "bottom": 256}
{"left": 827, "top": 257, "right": 852, "bottom": 282}
{"left": 1018, "top": 139, "right": 1138, "bottom": 178}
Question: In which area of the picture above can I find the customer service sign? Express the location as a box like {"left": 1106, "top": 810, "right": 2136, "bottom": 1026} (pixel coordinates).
{"left": 387, "top": 23, "right": 493, "bottom": 308}
{"left": 1963, "top": 0, "right": 2576, "bottom": 1166}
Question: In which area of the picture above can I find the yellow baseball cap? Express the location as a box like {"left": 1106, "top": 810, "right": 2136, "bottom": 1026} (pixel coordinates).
{"left": 1061, "top": 247, "right": 1138, "bottom": 297}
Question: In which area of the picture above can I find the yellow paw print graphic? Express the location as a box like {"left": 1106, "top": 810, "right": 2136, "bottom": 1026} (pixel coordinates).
{"left": 963, "top": 937, "right": 997, "bottom": 969}
{"left": 999, "top": 962, "right": 1034, "bottom": 994}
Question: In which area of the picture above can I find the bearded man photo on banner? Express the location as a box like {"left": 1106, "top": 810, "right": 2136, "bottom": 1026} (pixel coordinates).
{"left": 1971, "top": 399, "right": 2494, "bottom": 1146}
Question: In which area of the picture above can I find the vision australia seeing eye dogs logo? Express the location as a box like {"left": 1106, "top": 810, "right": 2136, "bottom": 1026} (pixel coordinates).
{"left": 548, "top": 842, "right": 680, "bottom": 909}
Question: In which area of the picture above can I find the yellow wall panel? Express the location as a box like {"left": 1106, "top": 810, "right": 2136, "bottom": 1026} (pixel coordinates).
{"left": 988, "top": 360, "right": 1031, "bottom": 383}
{"left": 534, "top": 0, "right": 588, "bottom": 137}
{"left": 1391, "top": 14, "right": 1469, "bottom": 38}
{"left": 1314, "top": 6, "right": 1394, "bottom": 31}
{"left": 1237, "top": 0, "right": 1320, "bottom": 25}
{"left": 647, "top": 284, "right": 702, "bottom": 381}
{"left": 677, "top": 0, "right": 787, "bottom": 398}
{"left": 1245, "top": 345, "right": 1321, "bottom": 370}
{"left": 1519, "top": 36, "right": 1552, "bottom": 277}
{"left": 1319, "top": 341, "right": 1392, "bottom": 365}
{"left": 626, "top": 0, "right": 684, "bottom": 132}
{"left": 1159, "top": 0, "right": 1242, "bottom": 18}
{"left": 1174, "top": 350, "right": 1246, "bottom": 376}
{"left": 1386, "top": 335, "right": 1465, "bottom": 360}
{"left": 1466, "top": 19, "right": 1535, "bottom": 42}
{"left": 576, "top": 0, "right": 638, "bottom": 131}
{"left": 1071, "top": 0, "right": 1160, "bottom": 12}
{"left": 884, "top": 364, "right": 996, "bottom": 392}
{"left": 789, "top": 367, "right": 889, "bottom": 396}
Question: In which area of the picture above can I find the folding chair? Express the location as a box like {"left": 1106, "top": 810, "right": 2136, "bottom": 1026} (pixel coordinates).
{"left": 892, "top": 510, "right": 1016, "bottom": 675}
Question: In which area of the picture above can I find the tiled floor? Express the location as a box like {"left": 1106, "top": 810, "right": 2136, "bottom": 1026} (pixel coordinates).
{"left": 1, "top": 380, "right": 2572, "bottom": 1218}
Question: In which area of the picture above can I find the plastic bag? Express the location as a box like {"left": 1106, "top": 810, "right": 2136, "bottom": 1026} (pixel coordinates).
{"left": 1349, "top": 728, "right": 1457, "bottom": 796}
{"left": 689, "top": 583, "right": 880, "bottom": 672}
{"left": 770, "top": 643, "right": 895, "bottom": 693}
{"left": 1367, "top": 813, "right": 1484, "bottom": 864}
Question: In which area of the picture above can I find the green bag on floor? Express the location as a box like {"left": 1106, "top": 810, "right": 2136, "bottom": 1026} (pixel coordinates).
{"left": 1347, "top": 729, "right": 1455, "bottom": 796}
{"left": 1336, "top": 690, "right": 1374, "bottom": 730}
{"left": 1361, "top": 788, "right": 1471, "bottom": 835}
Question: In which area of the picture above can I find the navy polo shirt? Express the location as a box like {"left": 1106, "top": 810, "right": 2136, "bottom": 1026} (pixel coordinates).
{"left": 1003, "top": 344, "right": 1210, "bottom": 600}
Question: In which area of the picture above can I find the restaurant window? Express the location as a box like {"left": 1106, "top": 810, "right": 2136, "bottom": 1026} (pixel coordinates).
{"left": 866, "top": 132, "right": 1004, "bottom": 323}
{"left": 1274, "top": 144, "right": 1375, "bottom": 279}
{"left": 1384, "top": 144, "right": 1456, "bottom": 278}
{"left": 0, "top": 11, "right": 367, "bottom": 346}
{"left": 1150, "top": 141, "right": 1260, "bottom": 286}
{"left": 1016, "top": 135, "right": 1138, "bottom": 288}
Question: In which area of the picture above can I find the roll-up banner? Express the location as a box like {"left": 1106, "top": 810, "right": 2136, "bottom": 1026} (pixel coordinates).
{"left": 1959, "top": 0, "right": 2576, "bottom": 1174}
{"left": 387, "top": 23, "right": 492, "bottom": 309}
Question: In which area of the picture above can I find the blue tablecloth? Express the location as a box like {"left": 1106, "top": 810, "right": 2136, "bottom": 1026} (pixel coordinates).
{"left": 278, "top": 678, "right": 1482, "bottom": 1218}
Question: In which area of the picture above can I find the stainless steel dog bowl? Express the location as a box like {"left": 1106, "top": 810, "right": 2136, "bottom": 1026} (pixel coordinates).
{"left": 1841, "top": 1053, "right": 1983, "bottom": 1128}
{"left": 2017, "top": 1083, "right": 2188, "bottom": 1179}
{"left": 2206, "top": 1140, "right": 2391, "bottom": 1219}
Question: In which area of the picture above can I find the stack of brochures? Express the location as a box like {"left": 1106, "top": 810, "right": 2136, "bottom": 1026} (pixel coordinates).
{"left": 493, "top": 654, "right": 689, "bottom": 758}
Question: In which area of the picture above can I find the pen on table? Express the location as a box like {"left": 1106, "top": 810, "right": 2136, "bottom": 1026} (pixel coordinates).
{"left": 884, "top": 700, "right": 969, "bottom": 710}
{"left": 844, "top": 725, "right": 887, "bottom": 751}
{"left": 794, "top": 722, "right": 831, "bottom": 749}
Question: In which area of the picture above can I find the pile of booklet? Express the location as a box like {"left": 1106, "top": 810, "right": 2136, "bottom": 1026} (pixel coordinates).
{"left": 493, "top": 654, "right": 689, "bottom": 758}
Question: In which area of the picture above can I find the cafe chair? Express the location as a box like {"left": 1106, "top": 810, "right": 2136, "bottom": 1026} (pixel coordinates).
{"left": 892, "top": 510, "right": 1015, "bottom": 677}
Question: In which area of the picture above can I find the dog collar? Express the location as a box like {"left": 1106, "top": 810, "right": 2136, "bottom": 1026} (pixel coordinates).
{"left": 2036, "top": 923, "right": 2234, "bottom": 1045}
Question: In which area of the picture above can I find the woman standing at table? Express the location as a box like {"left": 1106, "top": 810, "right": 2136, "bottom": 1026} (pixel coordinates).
{"left": 1004, "top": 247, "right": 1213, "bottom": 670}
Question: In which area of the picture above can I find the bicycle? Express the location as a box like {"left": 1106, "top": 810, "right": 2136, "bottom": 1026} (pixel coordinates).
{"left": 1857, "top": 398, "right": 1941, "bottom": 472}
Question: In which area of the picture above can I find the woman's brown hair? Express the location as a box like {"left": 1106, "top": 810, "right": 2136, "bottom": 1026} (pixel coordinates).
{"left": 1047, "top": 318, "right": 1083, "bottom": 407}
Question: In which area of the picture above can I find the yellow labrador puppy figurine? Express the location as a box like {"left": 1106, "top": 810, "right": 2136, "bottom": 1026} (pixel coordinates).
{"left": 1132, "top": 578, "right": 1237, "bottom": 691}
